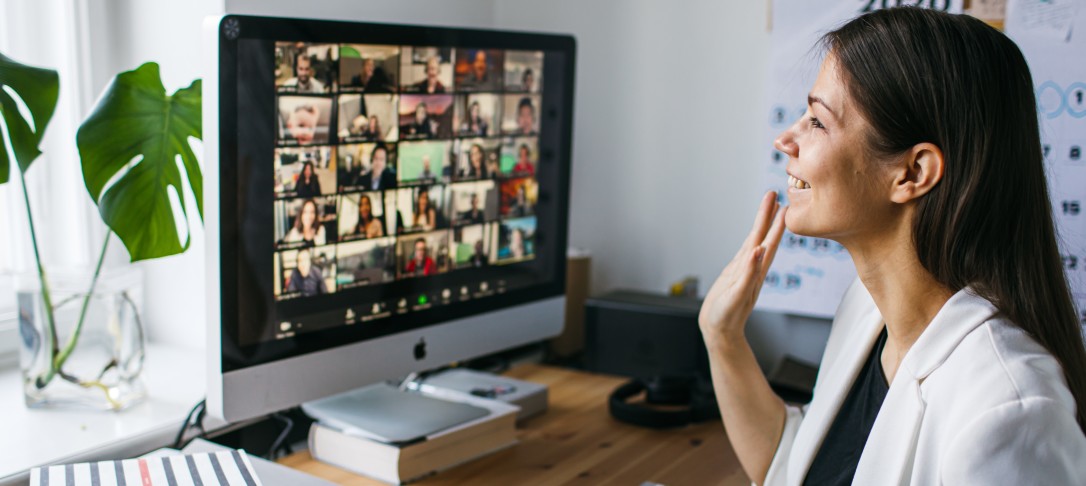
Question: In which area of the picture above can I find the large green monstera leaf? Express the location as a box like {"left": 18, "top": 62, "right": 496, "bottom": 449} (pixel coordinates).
{"left": 0, "top": 53, "right": 59, "bottom": 183}
{"left": 78, "top": 62, "right": 202, "bottom": 261}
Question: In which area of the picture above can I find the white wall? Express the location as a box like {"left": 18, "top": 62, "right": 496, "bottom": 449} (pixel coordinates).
{"left": 225, "top": 0, "right": 498, "bottom": 28}
{"left": 97, "top": 0, "right": 226, "bottom": 350}
{"left": 496, "top": 0, "right": 771, "bottom": 296}
{"left": 492, "top": 1, "right": 831, "bottom": 367}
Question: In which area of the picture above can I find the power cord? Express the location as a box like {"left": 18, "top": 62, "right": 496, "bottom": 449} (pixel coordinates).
{"left": 265, "top": 412, "right": 294, "bottom": 460}
{"left": 173, "top": 399, "right": 208, "bottom": 449}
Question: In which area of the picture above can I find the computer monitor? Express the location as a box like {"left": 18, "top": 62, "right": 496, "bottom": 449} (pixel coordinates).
{"left": 203, "top": 15, "right": 576, "bottom": 422}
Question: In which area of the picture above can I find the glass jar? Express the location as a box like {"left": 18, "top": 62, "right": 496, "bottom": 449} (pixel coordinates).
{"left": 17, "top": 266, "right": 145, "bottom": 410}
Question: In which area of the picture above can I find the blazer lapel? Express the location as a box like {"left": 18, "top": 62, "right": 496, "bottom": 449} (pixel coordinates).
{"left": 786, "top": 286, "right": 885, "bottom": 485}
{"left": 852, "top": 288, "right": 999, "bottom": 485}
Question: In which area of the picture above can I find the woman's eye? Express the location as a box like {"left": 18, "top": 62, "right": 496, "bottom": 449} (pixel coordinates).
{"left": 809, "top": 116, "right": 825, "bottom": 129}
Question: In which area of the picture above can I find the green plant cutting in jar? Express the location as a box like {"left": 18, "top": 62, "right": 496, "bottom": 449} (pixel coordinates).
{"left": 0, "top": 52, "right": 202, "bottom": 408}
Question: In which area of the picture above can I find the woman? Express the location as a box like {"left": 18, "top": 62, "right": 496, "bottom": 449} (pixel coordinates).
{"left": 351, "top": 194, "right": 384, "bottom": 239}
{"left": 282, "top": 198, "right": 326, "bottom": 247}
{"left": 404, "top": 102, "right": 434, "bottom": 139}
{"left": 412, "top": 189, "right": 438, "bottom": 232}
{"left": 699, "top": 8, "right": 1086, "bottom": 485}
{"left": 509, "top": 228, "right": 526, "bottom": 259}
{"left": 459, "top": 143, "right": 489, "bottom": 179}
{"left": 366, "top": 115, "right": 382, "bottom": 140}
{"left": 295, "top": 161, "right": 321, "bottom": 197}
{"left": 460, "top": 101, "right": 488, "bottom": 136}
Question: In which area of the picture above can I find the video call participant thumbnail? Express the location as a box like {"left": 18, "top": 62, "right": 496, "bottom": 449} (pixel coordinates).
{"left": 398, "top": 141, "right": 452, "bottom": 185}
{"left": 503, "top": 50, "right": 543, "bottom": 93}
{"left": 499, "top": 138, "right": 538, "bottom": 177}
{"left": 335, "top": 238, "right": 397, "bottom": 289}
{"left": 454, "top": 94, "right": 501, "bottom": 137}
{"left": 274, "top": 246, "right": 337, "bottom": 300}
{"left": 393, "top": 185, "right": 449, "bottom": 234}
{"left": 275, "top": 196, "right": 338, "bottom": 249}
{"left": 274, "top": 146, "right": 336, "bottom": 198}
{"left": 358, "top": 143, "right": 398, "bottom": 191}
{"left": 275, "top": 42, "right": 337, "bottom": 94}
{"left": 450, "top": 180, "right": 498, "bottom": 226}
{"left": 499, "top": 178, "right": 537, "bottom": 218}
{"left": 501, "top": 94, "right": 540, "bottom": 136}
{"left": 454, "top": 48, "right": 504, "bottom": 92}
{"left": 338, "top": 94, "right": 398, "bottom": 143}
{"left": 496, "top": 217, "right": 536, "bottom": 263}
{"left": 397, "top": 231, "right": 450, "bottom": 278}
{"left": 339, "top": 44, "right": 398, "bottom": 93}
{"left": 336, "top": 144, "right": 366, "bottom": 191}
{"left": 452, "top": 223, "right": 495, "bottom": 269}
{"left": 278, "top": 96, "right": 333, "bottom": 146}
{"left": 338, "top": 191, "right": 391, "bottom": 241}
{"left": 399, "top": 95, "right": 454, "bottom": 140}
{"left": 400, "top": 47, "right": 454, "bottom": 94}
{"left": 453, "top": 139, "right": 500, "bottom": 181}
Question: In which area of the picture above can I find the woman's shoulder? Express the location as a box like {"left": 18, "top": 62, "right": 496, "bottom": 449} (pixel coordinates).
{"left": 927, "top": 315, "right": 1076, "bottom": 417}
{"left": 933, "top": 318, "right": 1086, "bottom": 480}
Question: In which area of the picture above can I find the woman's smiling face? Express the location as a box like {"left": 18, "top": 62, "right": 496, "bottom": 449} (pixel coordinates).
{"left": 774, "top": 55, "right": 898, "bottom": 244}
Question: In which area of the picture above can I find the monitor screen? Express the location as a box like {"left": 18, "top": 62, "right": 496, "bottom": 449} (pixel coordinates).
{"left": 208, "top": 15, "right": 574, "bottom": 391}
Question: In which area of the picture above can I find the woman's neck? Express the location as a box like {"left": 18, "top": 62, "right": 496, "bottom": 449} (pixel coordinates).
{"left": 844, "top": 221, "right": 954, "bottom": 380}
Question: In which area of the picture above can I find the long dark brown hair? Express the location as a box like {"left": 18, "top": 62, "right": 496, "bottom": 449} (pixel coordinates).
{"left": 825, "top": 7, "right": 1086, "bottom": 431}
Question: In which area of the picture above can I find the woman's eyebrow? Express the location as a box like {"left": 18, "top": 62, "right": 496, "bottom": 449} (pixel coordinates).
{"left": 808, "top": 94, "right": 837, "bottom": 119}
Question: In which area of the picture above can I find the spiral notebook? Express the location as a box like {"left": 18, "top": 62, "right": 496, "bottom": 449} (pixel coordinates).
{"left": 30, "top": 449, "right": 262, "bottom": 486}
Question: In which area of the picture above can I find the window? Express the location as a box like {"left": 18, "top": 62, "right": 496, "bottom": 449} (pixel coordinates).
{"left": 0, "top": 1, "right": 104, "bottom": 367}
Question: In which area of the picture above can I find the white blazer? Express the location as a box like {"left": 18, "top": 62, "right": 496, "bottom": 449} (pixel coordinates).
{"left": 763, "top": 279, "right": 1086, "bottom": 485}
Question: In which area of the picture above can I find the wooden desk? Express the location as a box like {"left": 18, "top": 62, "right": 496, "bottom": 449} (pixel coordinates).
{"left": 279, "top": 364, "right": 749, "bottom": 485}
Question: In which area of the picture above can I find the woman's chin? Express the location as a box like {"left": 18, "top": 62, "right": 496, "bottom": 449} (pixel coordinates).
{"left": 783, "top": 211, "right": 823, "bottom": 239}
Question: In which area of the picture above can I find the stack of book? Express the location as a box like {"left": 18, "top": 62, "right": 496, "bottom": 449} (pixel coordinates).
{"left": 308, "top": 389, "right": 519, "bottom": 485}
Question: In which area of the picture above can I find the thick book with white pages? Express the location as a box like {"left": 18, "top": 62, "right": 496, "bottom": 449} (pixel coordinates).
{"left": 308, "top": 391, "right": 519, "bottom": 484}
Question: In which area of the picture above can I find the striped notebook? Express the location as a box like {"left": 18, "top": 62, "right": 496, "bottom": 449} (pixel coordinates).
{"left": 30, "top": 450, "right": 263, "bottom": 486}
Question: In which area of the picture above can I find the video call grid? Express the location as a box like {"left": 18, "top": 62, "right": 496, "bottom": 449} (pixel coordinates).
{"left": 270, "top": 42, "right": 544, "bottom": 301}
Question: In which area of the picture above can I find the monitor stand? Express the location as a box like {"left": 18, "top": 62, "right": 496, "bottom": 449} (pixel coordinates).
{"left": 301, "top": 381, "right": 490, "bottom": 445}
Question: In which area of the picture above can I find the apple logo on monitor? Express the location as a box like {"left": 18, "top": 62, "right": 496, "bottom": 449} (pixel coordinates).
{"left": 414, "top": 338, "right": 427, "bottom": 360}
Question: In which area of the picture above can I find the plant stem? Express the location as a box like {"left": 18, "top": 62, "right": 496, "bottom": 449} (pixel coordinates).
{"left": 53, "top": 232, "right": 110, "bottom": 373}
{"left": 18, "top": 169, "right": 59, "bottom": 388}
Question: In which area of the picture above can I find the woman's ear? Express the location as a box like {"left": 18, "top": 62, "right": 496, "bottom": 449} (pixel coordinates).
{"left": 890, "top": 142, "right": 944, "bottom": 204}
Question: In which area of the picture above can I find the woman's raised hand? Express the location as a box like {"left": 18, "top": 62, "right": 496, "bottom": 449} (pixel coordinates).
{"left": 698, "top": 191, "right": 787, "bottom": 347}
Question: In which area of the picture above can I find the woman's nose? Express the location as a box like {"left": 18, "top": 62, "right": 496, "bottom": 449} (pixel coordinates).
{"left": 773, "top": 126, "right": 799, "bottom": 159}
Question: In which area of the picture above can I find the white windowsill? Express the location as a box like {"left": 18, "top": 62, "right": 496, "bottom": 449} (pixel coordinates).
{"left": 0, "top": 344, "right": 219, "bottom": 485}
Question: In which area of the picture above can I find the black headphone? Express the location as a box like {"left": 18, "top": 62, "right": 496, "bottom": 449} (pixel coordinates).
{"left": 608, "top": 376, "right": 719, "bottom": 429}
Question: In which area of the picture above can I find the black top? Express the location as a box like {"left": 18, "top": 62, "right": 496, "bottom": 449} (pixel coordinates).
{"left": 803, "top": 327, "right": 890, "bottom": 486}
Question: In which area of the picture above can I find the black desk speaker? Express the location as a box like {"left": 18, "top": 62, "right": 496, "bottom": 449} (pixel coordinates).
{"left": 585, "top": 290, "right": 716, "bottom": 428}
{"left": 584, "top": 290, "right": 707, "bottom": 380}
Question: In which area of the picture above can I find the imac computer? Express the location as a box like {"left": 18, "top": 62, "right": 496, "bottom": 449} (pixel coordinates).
{"left": 203, "top": 15, "right": 576, "bottom": 423}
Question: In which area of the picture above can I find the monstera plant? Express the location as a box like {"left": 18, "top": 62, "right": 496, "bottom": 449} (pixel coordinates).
{"left": 0, "top": 52, "right": 201, "bottom": 405}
